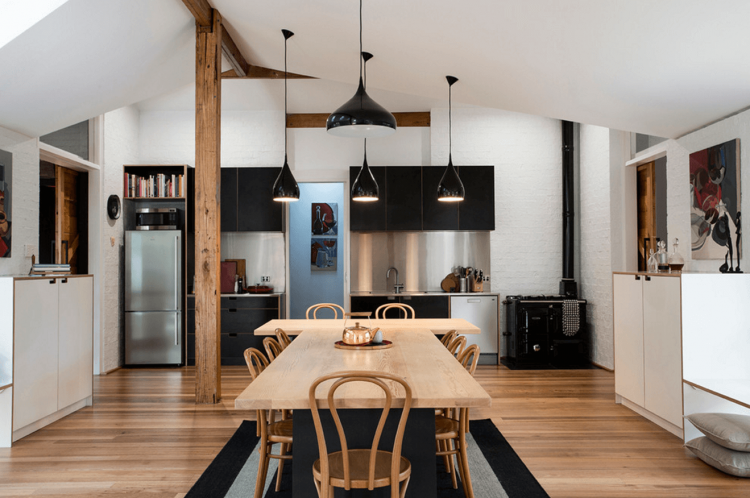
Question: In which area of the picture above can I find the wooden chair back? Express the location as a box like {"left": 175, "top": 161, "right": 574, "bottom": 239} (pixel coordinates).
{"left": 375, "top": 303, "right": 416, "bottom": 319}
{"left": 243, "top": 347, "right": 269, "bottom": 380}
{"left": 440, "top": 330, "right": 457, "bottom": 347}
{"left": 306, "top": 303, "right": 345, "bottom": 319}
{"left": 457, "top": 344, "right": 480, "bottom": 376}
{"left": 309, "top": 371, "right": 413, "bottom": 495}
{"left": 263, "top": 337, "right": 284, "bottom": 362}
{"left": 275, "top": 328, "right": 292, "bottom": 350}
{"left": 446, "top": 335, "right": 467, "bottom": 357}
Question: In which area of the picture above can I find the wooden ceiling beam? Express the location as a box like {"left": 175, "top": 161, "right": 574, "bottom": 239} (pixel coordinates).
{"left": 287, "top": 112, "right": 431, "bottom": 128}
{"left": 182, "top": 0, "right": 314, "bottom": 80}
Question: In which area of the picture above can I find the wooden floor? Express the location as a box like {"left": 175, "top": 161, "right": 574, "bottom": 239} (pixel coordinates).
{"left": 0, "top": 366, "right": 747, "bottom": 497}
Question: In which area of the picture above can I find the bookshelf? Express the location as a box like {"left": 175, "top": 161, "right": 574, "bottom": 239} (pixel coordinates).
{"left": 123, "top": 164, "right": 188, "bottom": 200}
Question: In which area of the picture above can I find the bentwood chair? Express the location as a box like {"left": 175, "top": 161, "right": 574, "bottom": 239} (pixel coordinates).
{"left": 275, "top": 327, "right": 292, "bottom": 350}
{"left": 375, "top": 303, "right": 416, "bottom": 319}
{"left": 440, "top": 330, "right": 458, "bottom": 348}
{"left": 263, "top": 337, "right": 284, "bottom": 362}
{"left": 244, "top": 347, "right": 293, "bottom": 496}
{"left": 436, "top": 344, "right": 480, "bottom": 497}
{"left": 309, "top": 371, "right": 413, "bottom": 498}
{"left": 446, "top": 335, "right": 467, "bottom": 358}
{"left": 306, "top": 303, "right": 345, "bottom": 319}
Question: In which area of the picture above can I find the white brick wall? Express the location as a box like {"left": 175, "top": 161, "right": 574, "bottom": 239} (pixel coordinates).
{"left": 431, "top": 108, "right": 562, "bottom": 355}
{"left": 580, "top": 124, "right": 613, "bottom": 368}
{"left": 0, "top": 126, "right": 39, "bottom": 275}
{"left": 102, "top": 105, "right": 139, "bottom": 371}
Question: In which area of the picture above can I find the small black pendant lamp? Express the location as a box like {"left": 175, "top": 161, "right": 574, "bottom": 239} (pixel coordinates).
{"left": 326, "top": 0, "right": 396, "bottom": 138}
{"left": 437, "top": 75, "right": 465, "bottom": 202}
{"left": 272, "top": 29, "right": 300, "bottom": 202}
{"left": 351, "top": 52, "right": 379, "bottom": 201}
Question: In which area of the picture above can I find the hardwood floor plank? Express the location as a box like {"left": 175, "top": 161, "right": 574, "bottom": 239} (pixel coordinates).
{"left": 0, "top": 366, "right": 746, "bottom": 497}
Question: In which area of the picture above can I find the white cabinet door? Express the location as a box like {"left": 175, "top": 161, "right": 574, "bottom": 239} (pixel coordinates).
{"left": 643, "top": 276, "right": 683, "bottom": 428}
{"left": 613, "top": 274, "right": 645, "bottom": 406}
{"left": 13, "top": 279, "right": 59, "bottom": 429}
{"left": 58, "top": 277, "right": 93, "bottom": 409}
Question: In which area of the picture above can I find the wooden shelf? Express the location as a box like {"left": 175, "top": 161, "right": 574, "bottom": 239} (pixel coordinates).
{"left": 684, "top": 378, "right": 750, "bottom": 409}
{"left": 124, "top": 197, "right": 185, "bottom": 201}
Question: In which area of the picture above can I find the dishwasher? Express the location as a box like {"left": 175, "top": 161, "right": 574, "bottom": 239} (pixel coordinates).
{"left": 450, "top": 295, "right": 499, "bottom": 365}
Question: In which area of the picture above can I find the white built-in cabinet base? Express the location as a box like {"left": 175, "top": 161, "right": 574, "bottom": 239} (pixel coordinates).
{"left": 616, "top": 393, "right": 683, "bottom": 438}
{"left": 12, "top": 396, "right": 92, "bottom": 443}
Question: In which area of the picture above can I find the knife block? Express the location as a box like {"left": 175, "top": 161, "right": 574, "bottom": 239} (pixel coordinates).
{"left": 470, "top": 278, "right": 484, "bottom": 292}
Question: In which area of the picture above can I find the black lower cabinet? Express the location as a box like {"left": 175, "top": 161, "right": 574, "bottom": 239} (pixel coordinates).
{"left": 187, "top": 295, "right": 282, "bottom": 365}
{"left": 350, "top": 295, "right": 449, "bottom": 319}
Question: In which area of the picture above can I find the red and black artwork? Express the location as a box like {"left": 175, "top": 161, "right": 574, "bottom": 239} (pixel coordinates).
{"left": 0, "top": 149, "right": 11, "bottom": 258}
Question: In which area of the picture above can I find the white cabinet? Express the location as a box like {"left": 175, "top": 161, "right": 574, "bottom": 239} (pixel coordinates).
{"left": 613, "top": 273, "right": 682, "bottom": 436}
{"left": 2, "top": 276, "right": 94, "bottom": 444}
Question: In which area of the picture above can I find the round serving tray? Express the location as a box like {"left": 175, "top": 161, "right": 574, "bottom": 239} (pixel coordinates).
{"left": 335, "top": 340, "right": 393, "bottom": 351}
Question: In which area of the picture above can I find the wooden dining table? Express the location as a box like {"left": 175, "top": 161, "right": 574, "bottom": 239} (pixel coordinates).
{"left": 254, "top": 317, "right": 481, "bottom": 336}
{"left": 235, "top": 324, "right": 490, "bottom": 497}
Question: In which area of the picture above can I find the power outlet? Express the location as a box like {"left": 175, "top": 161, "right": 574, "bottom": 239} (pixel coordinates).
{"left": 261, "top": 276, "right": 270, "bottom": 283}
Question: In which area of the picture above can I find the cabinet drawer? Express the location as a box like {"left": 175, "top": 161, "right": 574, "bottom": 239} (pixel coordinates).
{"left": 222, "top": 308, "right": 279, "bottom": 334}
{"left": 221, "top": 333, "right": 263, "bottom": 359}
{"left": 221, "top": 296, "right": 279, "bottom": 310}
{"left": 187, "top": 296, "right": 195, "bottom": 310}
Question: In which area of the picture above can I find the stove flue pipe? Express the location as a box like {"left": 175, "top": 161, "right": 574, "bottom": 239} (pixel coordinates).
{"left": 560, "top": 120, "right": 577, "bottom": 297}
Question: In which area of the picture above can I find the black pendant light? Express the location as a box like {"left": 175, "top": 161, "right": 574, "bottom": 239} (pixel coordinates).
{"left": 272, "top": 29, "right": 300, "bottom": 202}
{"left": 437, "top": 76, "right": 465, "bottom": 202}
{"left": 326, "top": 0, "right": 396, "bottom": 138}
{"left": 351, "top": 52, "right": 379, "bottom": 202}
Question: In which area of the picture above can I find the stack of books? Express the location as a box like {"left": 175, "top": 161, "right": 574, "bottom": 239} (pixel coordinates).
{"left": 29, "top": 263, "right": 71, "bottom": 275}
{"left": 125, "top": 173, "right": 184, "bottom": 198}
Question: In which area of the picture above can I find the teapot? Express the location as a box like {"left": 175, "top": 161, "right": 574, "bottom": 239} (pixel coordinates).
{"left": 342, "top": 312, "right": 378, "bottom": 346}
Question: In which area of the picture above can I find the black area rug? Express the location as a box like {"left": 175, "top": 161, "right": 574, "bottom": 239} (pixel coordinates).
{"left": 186, "top": 419, "right": 549, "bottom": 498}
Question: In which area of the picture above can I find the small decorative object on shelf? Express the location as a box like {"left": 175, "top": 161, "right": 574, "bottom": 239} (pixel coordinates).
{"left": 647, "top": 249, "right": 658, "bottom": 273}
{"left": 668, "top": 238, "right": 685, "bottom": 272}
{"left": 656, "top": 240, "right": 670, "bottom": 272}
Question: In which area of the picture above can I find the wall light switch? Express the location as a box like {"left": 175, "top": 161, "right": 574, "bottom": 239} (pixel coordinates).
{"left": 111, "top": 237, "right": 116, "bottom": 247}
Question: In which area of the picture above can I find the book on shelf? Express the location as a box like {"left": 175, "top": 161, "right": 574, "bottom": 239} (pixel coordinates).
{"left": 125, "top": 172, "right": 184, "bottom": 198}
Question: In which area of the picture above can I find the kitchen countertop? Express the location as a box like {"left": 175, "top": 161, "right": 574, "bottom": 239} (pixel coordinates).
{"left": 350, "top": 291, "right": 498, "bottom": 297}
{"left": 188, "top": 293, "right": 284, "bottom": 297}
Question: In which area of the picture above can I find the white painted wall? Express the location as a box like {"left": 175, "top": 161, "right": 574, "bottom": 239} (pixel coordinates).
{"left": 101, "top": 106, "right": 139, "bottom": 372}
{"left": 0, "top": 126, "right": 39, "bottom": 275}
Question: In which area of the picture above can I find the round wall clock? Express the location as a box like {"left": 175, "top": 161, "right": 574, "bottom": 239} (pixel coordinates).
{"left": 107, "top": 194, "right": 121, "bottom": 220}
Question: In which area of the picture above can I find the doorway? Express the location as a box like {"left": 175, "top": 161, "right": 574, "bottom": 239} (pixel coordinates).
{"left": 39, "top": 161, "right": 89, "bottom": 273}
{"left": 288, "top": 182, "right": 345, "bottom": 318}
{"left": 636, "top": 157, "right": 667, "bottom": 270}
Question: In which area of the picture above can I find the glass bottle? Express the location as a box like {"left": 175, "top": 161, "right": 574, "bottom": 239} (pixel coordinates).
{"left": 668, "top": 238, "right": 685, "bottom": 272}
{"left": 647, "top": 249, "right": 658, "bottom": 273}
{"left": 656, "top": 240, "right": 669, "bottom": 272}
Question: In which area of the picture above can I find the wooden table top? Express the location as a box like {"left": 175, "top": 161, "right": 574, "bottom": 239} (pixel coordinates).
{"left": 235, "top": 328, "right": 491, "bottom": 410}
{"left": 254, "top": 318, "right": 480, "bottom": 336}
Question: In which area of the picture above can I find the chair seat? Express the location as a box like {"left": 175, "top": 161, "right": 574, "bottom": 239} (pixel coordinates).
{"left": 435, "top": 415, "right": 459, "bottom": 440}
{"left": 268, "top": 419, "right": 293, "bottom": 443}
{"left": 313, "top": 449, "right": 411, "bottom": 488}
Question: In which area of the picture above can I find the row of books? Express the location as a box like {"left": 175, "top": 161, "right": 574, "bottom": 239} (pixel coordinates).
{"left": 125, "top": 173, "right": 184, "bottom": 198}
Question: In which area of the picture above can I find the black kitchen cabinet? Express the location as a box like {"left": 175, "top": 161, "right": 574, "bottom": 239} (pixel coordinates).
{"left": 220, "top": 168, "right": 238, "bottom": 232}
{"left": 458, "top": 166, "right": 495, "bottom": 230}
{"left": 422, "top": 166, "right": 459, "bottom": 230}
{"left": 350, "top": 295, "right": 449, "bottom": 319}
{"left": 351, "top": 295, "right": 398, "bottom": 317}
{"left": 386, "top": 167, "right": 422, "bottom": 231}
{"left": 238, "top": 167, "right": 283, "bottom": 232}
{"left": 349, "top": 166, "right": 387, "bottom": 231}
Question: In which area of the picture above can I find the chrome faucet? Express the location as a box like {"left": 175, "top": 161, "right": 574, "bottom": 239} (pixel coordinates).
{"left": 386, "top": 267, "right": 404, "bottom": 294}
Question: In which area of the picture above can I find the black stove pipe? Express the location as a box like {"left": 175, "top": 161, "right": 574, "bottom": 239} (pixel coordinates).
{"left": 560, "top": 121, "right": 577, "bottom": 298}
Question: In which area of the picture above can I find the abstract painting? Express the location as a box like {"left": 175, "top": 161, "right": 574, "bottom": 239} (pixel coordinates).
{"left": 690, "top": 139, "right": 741, "bottom": 260}
{"left": 0, "top": 149, "right": 11, "bottom": 258}
{"left": 311, "top": 203, "right": 338, "bottom": 236}
{"left": 311, "top": 238, "right": 337, "bottom": 271}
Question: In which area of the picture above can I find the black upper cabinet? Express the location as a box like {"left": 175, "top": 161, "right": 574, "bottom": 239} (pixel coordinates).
{"left": 386, "top": 167, "right": 422, "bottom": 231}
{"left": 220, "top": 168, "right": 238, "bottom": 232}
{"left": 458, "top": 166, "right": 495, "bottom": 230}
{"left": 237, "top": 167, "right": 284, "bottom": 232}
{"left": 350, "top": 166, "right": 387, "bottom": 231}
{"left": 422, "top": 166, "right": 459, "bottom": 230}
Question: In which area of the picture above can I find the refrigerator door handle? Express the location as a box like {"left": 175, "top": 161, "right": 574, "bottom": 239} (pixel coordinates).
{"left": 174, "top": 236, "right": 179, "bottom": 310}
{"left": 174, "top": 313, "right": 179, "bottom": 346}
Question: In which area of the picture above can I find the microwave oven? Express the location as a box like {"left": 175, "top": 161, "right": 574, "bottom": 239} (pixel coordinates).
{"left": 135, "top": 208, "right": 180, "bottom": 230}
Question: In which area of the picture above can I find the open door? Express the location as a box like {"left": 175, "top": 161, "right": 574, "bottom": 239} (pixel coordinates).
{"left": 637, "top": 161, "right": 657, "bottom": 271}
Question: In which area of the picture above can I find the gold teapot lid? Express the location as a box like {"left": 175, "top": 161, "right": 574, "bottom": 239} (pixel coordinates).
{"left": 343, "top": 311, "right": 372, "bottom": 332}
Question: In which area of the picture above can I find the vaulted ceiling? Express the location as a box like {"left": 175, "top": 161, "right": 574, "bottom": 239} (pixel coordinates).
{"left": 2, "top": 0, "right": 750, "bottom": 139}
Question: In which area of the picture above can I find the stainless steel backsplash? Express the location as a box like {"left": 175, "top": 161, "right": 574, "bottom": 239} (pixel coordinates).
{"left": 350, "top": 232, "right": 491, "bottom": 292}
{"left": 221, "top": 232, "right": 286, "bottom": 292}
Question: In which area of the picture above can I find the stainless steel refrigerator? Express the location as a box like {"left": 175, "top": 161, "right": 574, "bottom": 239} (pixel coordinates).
{"left": 125, "top": 230, "right": 182, "bottom": 365}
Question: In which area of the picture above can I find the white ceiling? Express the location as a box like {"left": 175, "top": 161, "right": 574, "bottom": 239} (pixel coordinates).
{"left": 2, "top": 0, "right": 750, "bottom": 138}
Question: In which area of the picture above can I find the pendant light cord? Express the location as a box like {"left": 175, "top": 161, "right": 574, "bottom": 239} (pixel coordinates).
{"left": 284, "top": 34, "right": 288, "bottom": 159}
{"left": 359, "top": 0, "right": 363, "bottom": 80}
{"left": 449, "top": 81, "right": 452, "bottom": 161}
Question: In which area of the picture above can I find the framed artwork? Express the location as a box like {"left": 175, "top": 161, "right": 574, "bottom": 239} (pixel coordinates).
{"left": 311, "top": 202, "right": 338, "bottom": 236}
{"left": 0, "top": 148, "right": 11, "bottom": 258}
{"left": 311, "top": 238, "right": 337, "bottom": 271}
{"left": 690, "top": 139, "right": 741, "bottom": 260}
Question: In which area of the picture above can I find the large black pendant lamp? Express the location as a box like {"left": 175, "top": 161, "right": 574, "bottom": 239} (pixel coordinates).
{"left": 351, "top": 52, "right": 379, "bottom": 201}
{"left": 437, "top": 76, "right": 465, "bottom": 202}
{"left": 272, "top": 29, "right": 300, "bottom": 202}
{"left": 326, "top": 0, "right": 396, "bottom": 138}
